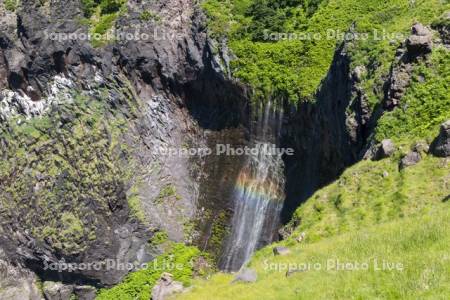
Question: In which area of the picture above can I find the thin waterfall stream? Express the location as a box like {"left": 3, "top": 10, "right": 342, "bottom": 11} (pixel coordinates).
{"left": 220, "top": 100, "right": 286, "bottom": 271}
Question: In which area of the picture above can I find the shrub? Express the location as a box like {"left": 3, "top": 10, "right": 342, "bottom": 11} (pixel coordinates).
{"left": 96, "top": 243, "right": 203, "bottom": 300}
{"left": 99, "top": 0, "right": 124, "bottom": 15}
{"left": 81, "top": 0, "right": 100, "bottom": 17}
{"left": 4, "top": 0, "right": 18, "bottom": 12}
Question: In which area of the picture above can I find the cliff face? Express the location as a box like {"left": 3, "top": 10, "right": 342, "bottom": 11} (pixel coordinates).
{"left": 280, "top": 38, "right": 370, "bottom": 222}
{"left": 0, "top": 0, "right": 247, "bottom": 293}
{"left": 280, "top": 22, "right": 442, "bottom": 223}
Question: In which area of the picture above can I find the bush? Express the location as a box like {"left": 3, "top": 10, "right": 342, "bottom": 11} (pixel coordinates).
{"left": 96, "top": 243, "right": 203, "bottom": 300}
{"left": 81, "top": 0, "right": 124, "bottom": 17}
{"left": 81, "top": 0, "right": 100, "bottom": 17}
{"left": 4, "top": 0, "right": 18, "bottom": 12}
{"left": 99, "top": 0, "right": 124, "bottom": 15}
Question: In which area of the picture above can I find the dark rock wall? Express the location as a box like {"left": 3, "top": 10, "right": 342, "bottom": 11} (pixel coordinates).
{"left": 0, "top": 0, "right": 248, "bottom": 290}
{"left": 280, "top": 40, "right": 369, "bottom": 223}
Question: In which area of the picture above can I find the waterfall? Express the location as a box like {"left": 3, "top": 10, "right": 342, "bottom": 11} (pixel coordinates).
{"left": 220, "top": 100, "right": 285, "bottom": 271}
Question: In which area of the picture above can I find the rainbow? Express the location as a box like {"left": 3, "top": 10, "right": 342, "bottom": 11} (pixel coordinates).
{"left": 234, "top": 167, "right": 284, "bottom": 204}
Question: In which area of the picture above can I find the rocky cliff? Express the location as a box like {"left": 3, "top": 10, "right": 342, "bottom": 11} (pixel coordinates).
{"left": 0, "top": 0, "right": 247, "bottom": 297}
{"left": 1, "top": 0, "right": 449, "bottom": 299}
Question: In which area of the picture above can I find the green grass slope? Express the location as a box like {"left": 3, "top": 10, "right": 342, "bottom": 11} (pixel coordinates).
{"left": 290, "top": 155, "right": 449, "bottom": 243}
{"left": 174, "top": 204, "right": 450, "bottom": 299}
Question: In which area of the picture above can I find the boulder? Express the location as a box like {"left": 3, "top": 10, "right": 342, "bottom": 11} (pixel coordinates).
{"left": 151, "top": 273, "right": 184, "bottom": 300}
{"left": 373, "top": 139, "right": 396, "bottom": 160}
{"left": 400, "top": 151, "right": 421, "bottom": 170}
{"left": 232, "top": 268, "right": 257, "bottom": 283}
{"left": 412, "top": 23, "right": 432, "bottom": 36}
{"left": 73, "top": 286, "right": 96, "bottom": 300}
{"left": 43, "top": 281, "right": 73, "bottom": 300}
{"left": 352, "top": 65, "right": 366, "bottom": 82}
{"left": 431, "top": 120, "right": 450, "bottom": 157}
{"left": 406, "top": 23, "right": 433, "bottom": 57}
{"left": 413, "top": 141, "right": 430, "bottom": 154}
{"left": 273, "top": 246, "right": 291, "bottom": 256}
{"left": 295, "top": 232, "right": 306, "bottom": 243}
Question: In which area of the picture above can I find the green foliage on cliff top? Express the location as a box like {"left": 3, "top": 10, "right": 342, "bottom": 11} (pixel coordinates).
{"left": 202, "top": 0, "right": 449, "bottom": 102}
{"left": 96, "top": 243, "right": 202, "bottom": 300}
{"left": 175, "top": 204, "right": 450, "bottom": 299}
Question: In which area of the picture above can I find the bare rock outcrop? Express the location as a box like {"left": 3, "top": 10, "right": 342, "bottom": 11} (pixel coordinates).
{"left": 431, "top": 120, "right": 450, "bottom": 157}
{"left": 151, "top": 273, "right": 184, "bottom": 300}
{"left": 400, "top": 151, "right": 421, "bottom": 170}
{"left": 0, "top": 260, "right": 42, "bottom": 300}
{"left": 384, "top": 23, "right": 433, "bottom": 110}
{"left": 406, "top": 23, "right": 433, "bottom": 56}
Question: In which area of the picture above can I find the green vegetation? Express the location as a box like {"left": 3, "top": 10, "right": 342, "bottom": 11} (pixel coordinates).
{"left": 289, "top": 155, "right": 449, "bottom": 243}
{"left": 175, "top": 205, "right": 450, "bottom": 299}
{"left": 99, "top": 0, "right": 124, "bottom": 15}
{"left": 80, "top": 0, "right": 127, "bottom": 47}
{"left": 150, "top": 231, "right": 169, "bottom": 246}
{"left": 4, "top": 0, "right": 18, "bottom": 11}
{"left": 376, "top": 48, "right": 450, "bottom": 143}
{"left": 140, "top": 10, "right": 161, "bottom": 22}
{"left": 432, "top": 12, "right": 450, "bottom": 28}
{"left": 92, "top": 13, "right": 118, "bottom": 36}
{"left": 207, "top": 212, "right": 230, "bottom": 260}
{"left": 128, "top": 184, "right": 147, "bottom": 224}
{"left": 202, "top": 0, "right": 449, "bottom": 102}
{"left": 96, "top": 243, "right": 203, "bottom": 300}
{"left": 81, "top": 0, "right": 99, "bottom": 18}
{"left": 157, "top": 184, "right": 182, "bottom": 202}
{"left": 81, "top": 0, "right": 125, "bottom": 17}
